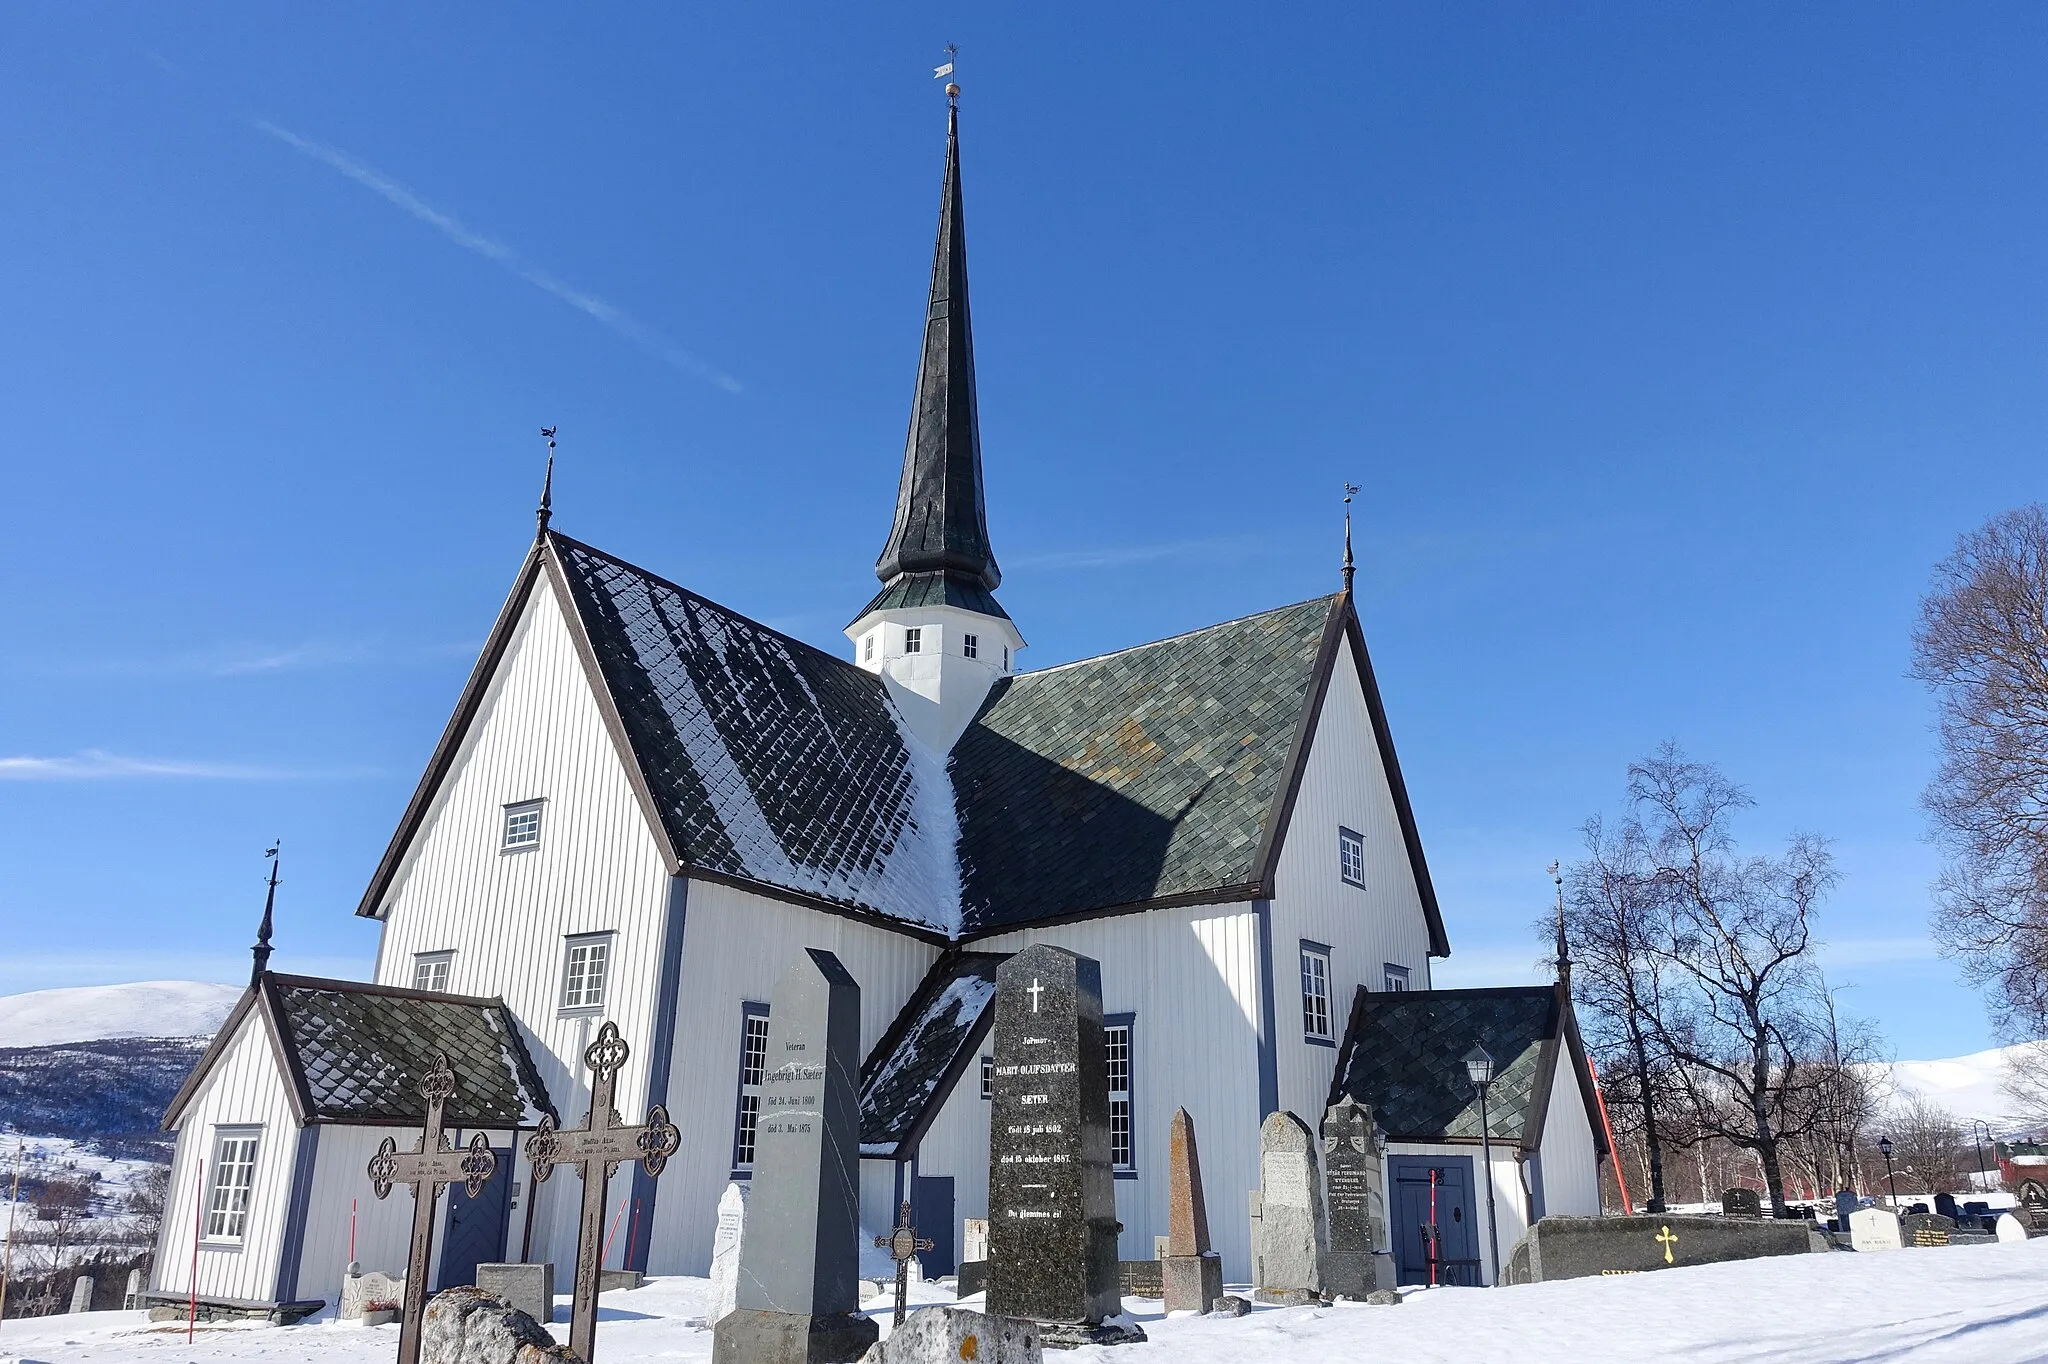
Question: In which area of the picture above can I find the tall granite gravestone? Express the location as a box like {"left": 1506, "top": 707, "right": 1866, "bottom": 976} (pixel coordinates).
{"left": 986, "top": 945, "right": 1136, "bottom": 1348}
{"left": 1848, "top": 1206, "right": 1903, "bottom": 1252}
{"left": 708, "top": 1182, "right": 750, "bottom": 1325}
{"left": 1321, "top": 1098, "right": 1387, "bottom": 1299}
{"left": 1161, "top": 1108, "right": 1223, "bottom": 1314}
{"left": 713, "top": 950, "right": 877, "bottom": 1364}
{"left": 1253, "top": 1112, "right": 1328, "bottom": 1305}
{"left": 1832, "top": 1189, "right": 1860, "bottom": 1232}
{"left": 69, "top": 1274, "right": 94, "bottom": 1314}
{"left": 1933, "top": 1192, "right": 1959, "bottom": 1220}
{"left": 1721, "top": 1188, "right": 1762, "bottom": 1219}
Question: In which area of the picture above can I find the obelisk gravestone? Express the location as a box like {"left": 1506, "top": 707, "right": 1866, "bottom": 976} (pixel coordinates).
{"left": 712, "top": 949, "right": 877, "bottom": 1364}
{"left": 1253, "top": 1111, "right": 1328, "bottom": 1305}
{"left": 1161, "top": 1107, "right": 1223, "bottom": 1313}
{"left": 1320, "top": 1098, "right": 1386, "bottom": 1299}
{"left": 987, "top": 944, "right": 1138, "bottom": 1346}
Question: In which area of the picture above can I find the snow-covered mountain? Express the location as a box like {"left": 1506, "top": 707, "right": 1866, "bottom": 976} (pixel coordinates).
{"left": 0, "top": 980, "right": 241, "bottom": 1048}
{"left": 1877, "top": 1042, "right": 2043, "bottom": 1131}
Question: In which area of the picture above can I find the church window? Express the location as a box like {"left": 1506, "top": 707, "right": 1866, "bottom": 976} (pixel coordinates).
{"left": 981, "top": 1055, "right": 994, "bottom": 1100}
{"left": 904, "top": 626, "right": 922, "bottom": 654}
{"left": 731, "top": 1004, "right": 770, "bottom": 1176}
{"left": 1002, "top": 645, "right": 1009, "bottom": 671}
{"left": 864, "top": 633, "right": 875, "bottom": 662}
{"left": 559, "top": 933, "right": 612, "bottom": 1012}
{"left": 1106, "top": 1014, "right": 1135, "bottom": 1175}
{"left": 1300, "top": 942, "right": 1334, "bottom": 1044}
{"left": 203, "top": 1129, "right": 261, "bottom": 1243}
{"left": 1338, "top": 826, "right": 1366, "bottom": 888}
{"left": 963, "top": 633, "right": 979, "bottom": 660}
{"left": 1383, "top": 963, "right": 1410, "bottom": 993}
{"left": 502, "top": 800, "right": 545, "bottom": 852}
{"left": 412, "top": 951, "right": 453, "bottom": 993}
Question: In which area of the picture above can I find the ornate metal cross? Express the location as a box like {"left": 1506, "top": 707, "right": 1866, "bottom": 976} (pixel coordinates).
{"left": 366, "top": 1052, "right": 497, "bottom": 1364}
{"left": 525, "top": 1022, "right": 680, "bottom": 1364}
{"left": 1655, "top": 1224, "right": 1679, "bottom": 1264}
{"left": 872, "top": 1200, "right": 935, "bottom": 1327}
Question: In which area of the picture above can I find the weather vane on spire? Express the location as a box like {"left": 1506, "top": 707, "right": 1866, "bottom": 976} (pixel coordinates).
{"left": 537, "top": 426, "right": 558, "bottom": 537}
{"left": 934, "top": 43, "right": 960, "bottom": 103}
{"left": 1342, "top": 482, "right": 1360, "bottom": 594}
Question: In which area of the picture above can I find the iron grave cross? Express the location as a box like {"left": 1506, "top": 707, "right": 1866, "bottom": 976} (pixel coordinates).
{"left": 366, "top": 1052, "right": 498, "bottom": 1364}
{"left": 525, "top": 1021, "right": 681, "bottom": 1364}
{"left": 872, "top": 1200, "right": 936, "bottom": 1327}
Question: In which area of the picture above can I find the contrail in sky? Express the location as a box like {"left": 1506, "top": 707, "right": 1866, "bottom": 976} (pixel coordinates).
{"left": 255, "top": 120, "right": 742, "bottom": 394}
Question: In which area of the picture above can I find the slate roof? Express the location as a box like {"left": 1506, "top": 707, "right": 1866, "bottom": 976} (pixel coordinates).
{"left": 163, "top": 974, "right": 553, "bottom": 1131}
{"left": 1326, "top": 985, "right": 1597, "bottom": 1151}
{"left": 853, "top": 573, "right": 1010, "bottom": 623}
{"left": 858, "top": 952, "right": 1007, "bottom": 1158}
{"left": 953, "top": 596, "right": 1338, "bottom": 932}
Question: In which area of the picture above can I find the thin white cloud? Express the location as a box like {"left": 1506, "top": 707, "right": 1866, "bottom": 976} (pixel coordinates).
{"left": 1008, "top": 537, "right": 1253, "bottom": 571}
{"left": 254, "top": 120, "right": 741, "bottom": 394}
{"left": 0, "top": 751, "right": 370, "bottom": 781}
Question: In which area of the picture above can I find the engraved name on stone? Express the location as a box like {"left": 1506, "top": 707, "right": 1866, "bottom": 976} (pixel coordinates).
{"left": 1264, "top": 1160, "right": 1310, "bottom": 1207}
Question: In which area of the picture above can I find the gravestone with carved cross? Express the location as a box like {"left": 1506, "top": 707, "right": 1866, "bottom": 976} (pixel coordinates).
{"left": 873, "top": 1200, "right": 935, "bottom": 1326}
{"left": 524, "top": 1021, "right": 680, "bottom": 1364}
{"left": 365, "top": 1051, "right": 498, "bottom": 1364}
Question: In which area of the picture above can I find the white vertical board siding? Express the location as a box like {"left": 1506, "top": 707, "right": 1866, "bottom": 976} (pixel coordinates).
{"left": 1385, "top": 1141, "right": 1530, "bottom": 1286}
{"left": 153, "top": 1016, "right": 300, "bottom": 1305}
{"left": 1271, "top": 645, "right": 1439, "bottom": 1126}
{"left": 294, "top": 1125, "right": 418, "bottom": 1303}
{"left": 647, "top": 879, "right": 937, "bottom": 1275}
{"left": 371, "top": 578, "right": 675, "bottom": 1270}
{"left": 924, "top": 905, "right": 1266, "bottom": 1280}
{"left": 1537, "top": 1050, "right": 1603, "bottom": 1217}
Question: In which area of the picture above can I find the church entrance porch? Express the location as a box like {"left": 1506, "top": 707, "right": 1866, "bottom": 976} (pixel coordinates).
{"left": 1390, "top": 1155, "right": 1479, "bottom": 1287}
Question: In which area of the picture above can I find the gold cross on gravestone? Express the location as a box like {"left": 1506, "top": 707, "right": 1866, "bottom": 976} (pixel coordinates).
{"left": 873, "top": 1200, "right": 936, "bottom": 1327}
{"left": 525, "top": 1022, "right": 680, "bottom": 1364}
{"left": 366, "top": 1052, "right": 498, "bottom": 1364}
{"left": 1655, "top": 1224, "right": 1679, "bottom": 1264}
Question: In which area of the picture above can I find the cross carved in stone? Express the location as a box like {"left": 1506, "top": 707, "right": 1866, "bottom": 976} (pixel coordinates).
{"left": 365, "top": 1051, "right": 498, "bottom": 1364}
{"left": 525, "top": 1021, "right": 680, "bottom": 1364}
{"left": 1655, "top": 1224, "right": 1679, "bottom": 1264}
{"left": 873, "top": 1200, "right": 935, "bottom": 1327}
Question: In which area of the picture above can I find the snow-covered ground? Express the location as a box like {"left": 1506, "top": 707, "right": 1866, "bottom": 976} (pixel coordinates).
{"left": 0, "top": 983, "right": 239, "bottom": 1049}
{"left": 7, "top": 1237, "right": 2048, "bottom": 1364}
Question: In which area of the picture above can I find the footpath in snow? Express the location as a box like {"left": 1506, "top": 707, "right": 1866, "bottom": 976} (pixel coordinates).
{"left": 6, "top": 1237, "right": 2048, "bottom": 1364}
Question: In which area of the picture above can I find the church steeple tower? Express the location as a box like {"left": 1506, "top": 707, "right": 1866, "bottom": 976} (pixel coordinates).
{"left": 848, "top": 89, "right": 1025, "bottom": 754}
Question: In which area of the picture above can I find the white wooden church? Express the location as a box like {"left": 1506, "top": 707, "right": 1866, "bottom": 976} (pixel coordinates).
{"left": 150, "top": 103, "right": 1607, "bottom": 1321}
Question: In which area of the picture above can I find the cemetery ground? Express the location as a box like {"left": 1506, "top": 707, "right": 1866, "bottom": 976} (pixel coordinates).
{"left": 5, "top": 1236, "right": 2046, "bottom": 1364}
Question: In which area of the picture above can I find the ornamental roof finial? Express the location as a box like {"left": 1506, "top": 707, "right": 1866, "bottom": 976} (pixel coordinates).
{"left": 537, "top": 427, "right": 557, "bottom": 538}
{"left": 1341, "top": 483, "right": 1359, "bottom": 594}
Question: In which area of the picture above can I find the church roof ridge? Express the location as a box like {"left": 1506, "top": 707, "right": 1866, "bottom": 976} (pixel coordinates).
{"left": 1014, "top": 592, "right": 1344, "bottom": 680}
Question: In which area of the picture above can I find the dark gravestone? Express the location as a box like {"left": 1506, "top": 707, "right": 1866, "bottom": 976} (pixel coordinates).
{"left": 2022, "top": 1180, "right": 2048, "bottom": 1232}
{"left": 986, "top": 945, "right": 1135, "bottom": 1347}
{"left": 1514, "top": 1215, "right": 1815, "bottom": 1283}
{"left": 1833, "top": 1189, "right": 1860, "bottom": 1234}
{"left": 1933, "top": 1192, "right": 1959, "bottom": 1221}
{"left": 1721, "top": 1188, "right": 1762, "bottom": 1219}
{"left": 1321, "top": 1099, "right": 1387, "bottom": 1299}
{"left": 1900, "top": 1212, "right": 1957, "bottom": 1247}
{"left": 712, "top": 950, "right": 876, "bottom": 1364}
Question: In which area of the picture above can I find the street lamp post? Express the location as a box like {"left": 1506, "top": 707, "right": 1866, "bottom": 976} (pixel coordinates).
{"left": 1877, "top": 1136, "right": 1898, "bottom": 1207}
{"left": 1465, "top": 1044, "right": 1503, "bottom": 1287}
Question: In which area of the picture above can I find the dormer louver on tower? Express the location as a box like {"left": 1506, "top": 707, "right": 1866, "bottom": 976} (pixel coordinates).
{"left": 847, "top": 100, "right": 1024, "bottom": 753}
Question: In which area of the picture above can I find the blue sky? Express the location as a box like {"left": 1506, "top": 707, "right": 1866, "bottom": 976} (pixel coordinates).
{"left": 4, "top": 5, "right": 2044, "bottom": 1068}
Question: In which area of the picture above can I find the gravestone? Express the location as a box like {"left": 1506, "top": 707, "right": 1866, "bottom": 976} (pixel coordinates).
{"left": 2020, "top": 1180, "right": 2048, "bottom": 1231}
{"left": 854, "top": 1306, "right": 1042, "bottom": 1364}
{"left": 985, "top": 945, "right": 1134, "bottom": 1347}
{"left": 1506, "top": 1215, "right": 1816, "bottom": 1283}
{"left": 708, "top": 1182, "right": 750, "bottom": 1325}
{"left": 1996, "top": 1212, "right": 2031, "bottom": 1243}
{"left": 341, "top": 1267, "right": 407, "bottom": 1321}
{"left": 712, "top": 949, "right": 877, "bottom": 1364}
{"left": 123, "top": 1267, "right": 144, "bottom": 1311}
{"left": 1900, "top": 1212, "right": 1957, "bottom": 1247}
{"left": 1832, "top": 1189, "right": 1860, "bottom": 1233}
{"left": 475, "top": 1264, "right": 553, "bottom": 1324}
{"left": 69, "top": 1273, "right": 94, "bottom": 1314}
{"left": 957, "top": 1219, "right": 988, "bottom": 1299}
{"left": 1721, "top": 1188, "right": 1762, "bottom": 1219}
{"left": 1849, "top": 1206, "right": 1903, "bottom": 1252}
{"left": 1252, "top": 1111, "right": 1328, "bottom": 1305}
{"left": 1321, "top": 1098, "right": 1387, "bottom": 1299}
{"left": 1161, "top": 1107, "right": 1223, "bottom": 1314}
{"left": 1933, "top": 1192, "right": 1959, "bottom": 1220}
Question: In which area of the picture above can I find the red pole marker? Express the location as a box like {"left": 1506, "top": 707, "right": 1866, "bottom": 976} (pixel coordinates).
{"left": 1586, "top": 1055, "right": 1633, "bottom": 1213}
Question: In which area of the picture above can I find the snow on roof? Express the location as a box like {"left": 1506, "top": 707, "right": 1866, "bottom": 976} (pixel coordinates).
{"left": 858, "top": 953, "right": 1006, "bottom": 1157}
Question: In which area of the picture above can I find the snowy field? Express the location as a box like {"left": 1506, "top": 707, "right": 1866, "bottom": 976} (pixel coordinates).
{"left": 6, "top": 1237, "right": 2048, "bottom": 1364}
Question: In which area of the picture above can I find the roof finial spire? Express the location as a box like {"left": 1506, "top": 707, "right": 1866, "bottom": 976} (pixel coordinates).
{"left": 537, "top": 426, "right": 557, "bottom": 537}
{"left": 1550, "top": 859, "right": 1571, "bottom": 992}
{"left": 935, "top": 42, "right": 960, "bottom": 106}
{"left": 251, "top": 842, "right": 280, "bottom": 986}
{"left": 1341, "top": 482, "right": 1359, "bottom": 594}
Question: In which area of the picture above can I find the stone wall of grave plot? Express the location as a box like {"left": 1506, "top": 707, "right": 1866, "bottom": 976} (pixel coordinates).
{"left": 926, "top": 902, "right": 1267, "bottom": 1281}
{"left": 1517, "top": 1214, "right": 1813, "bottom": 1283}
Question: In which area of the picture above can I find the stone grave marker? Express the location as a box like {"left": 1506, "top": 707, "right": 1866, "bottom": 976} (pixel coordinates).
{"left": 1933, "top": 1192, "right": 1959, "bottom": 1220}
{"left": 1253, "top": 1111, "right": 1328, "bottom": 1305}
{"left": 1162, "top": 1107, "right": 1223, "bottom": 1314}
{"left": 1832, "top": 1189, "right": 1859, "bottom": 1233}
{"left": 69, "top": 1273, "right": 94, "bottom": 1314}
{"left": 340, "top": 1266, "right": 406, "bottom": 1321}
{"left": 1505, "top": 1215, "right": 1815, "bottom": 1283}
{"left": 123, "top": 1268, "right": 144, "bottom": 1311}
{"left": 1321, "top": 1098, "right": 1387, "bottom": 1299}
{"left": 957, "top": 1218, "right": 988, "bottom": 1299}
{"left": 476, "top": 1263, "right": 553, "bottom": 1324}
{"left": 713, "top": 949, "right": 877, "bottom": 1364}
{"left": 1996, "top": 1211, "right": 2031, "bottom": 1243}
{"left": 1721, "top": 1188, "right": 1762, "bottom": 1219}
{"left": 707, "top": 1181, "right": 750, "bottom": 1325}
{"left": 1849, "top": 1206, "right": 1903, "bottom": 1252}
{"left": 2020, "top": 1180, "right": 2048, "bottom": 1231}
{"left": 986, "top": 944, "right": 1136, "bottom": 1347}
{"left": 856, "top": 1306, "right": 1042, "bottom": 1364}
{"left": 1900, "top": 1212, "right": 1957, "bottom": 1246}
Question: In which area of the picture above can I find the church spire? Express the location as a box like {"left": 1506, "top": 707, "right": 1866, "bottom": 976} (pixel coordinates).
{"left": 1550, "top": 860, "right": 1572, "bottom": 993}
{"left": 251, "top": 843, "right": 280, "bottom": 986}
{"left": 537, "top": 426, "right": 557, "bottom": 538}
{"left": 1342, "top": 483, "right": 1359, "bottom": 594}
{"left": 872, "top": 94, "right": 1000, "bottom": 596}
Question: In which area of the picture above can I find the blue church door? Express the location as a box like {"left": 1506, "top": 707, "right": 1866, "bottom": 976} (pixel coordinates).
{"left": 912, "top": 1175, "right": 956, "bottom": 1277}
{"left": 1389, "top": 1155, "right": 1479, "bottom": 1287}
{"left": 438, "top": 1148, "right": 512, "bottom": 1289}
